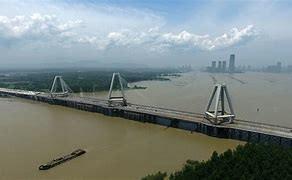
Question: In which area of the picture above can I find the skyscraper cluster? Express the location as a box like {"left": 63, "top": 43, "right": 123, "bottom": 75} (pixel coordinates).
{"left": 264, "top": 62, "right": 282, "bottom": 73}
{"left": 206, "top": 54, "right": 237, "bottom": 73}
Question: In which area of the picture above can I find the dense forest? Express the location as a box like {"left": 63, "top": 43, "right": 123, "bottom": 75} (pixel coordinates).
{"left": 0, "top": 68, "right": 180, "bottom": 92}
{"left": 142, "top": 143, "right": 292, "bottom": 180}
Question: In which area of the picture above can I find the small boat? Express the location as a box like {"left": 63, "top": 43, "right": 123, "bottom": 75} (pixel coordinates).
{"left": 39, "top": 149, "right": 86, "bottom": 170}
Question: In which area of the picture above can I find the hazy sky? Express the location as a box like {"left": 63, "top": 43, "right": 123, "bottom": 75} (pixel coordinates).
{"left": 0, "top": 0, "right": 292, "bottom": 68}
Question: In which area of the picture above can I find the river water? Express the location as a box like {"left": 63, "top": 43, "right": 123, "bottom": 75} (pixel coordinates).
{"left": 1, "top": 71, "right": 291, "bottom": 179}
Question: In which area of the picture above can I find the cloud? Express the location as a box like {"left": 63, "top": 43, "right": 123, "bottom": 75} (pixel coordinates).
{"left": 0, "top": 13, "right": 82, "bottom": 46}
{"left": 0, "top": 13, "right": 257, "bottom": 53}
{"left": 77, "top": 24, "right": 258, "bottom": 52}
{"left": 210, "top": 25, "right": 257, "bottom": 49}
{"left": 156, "top": 25, "right": 257, "bottom": 51}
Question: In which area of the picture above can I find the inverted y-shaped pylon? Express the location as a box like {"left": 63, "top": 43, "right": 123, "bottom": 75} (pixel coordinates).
{"left": 108, "top": 72, "right": 127, "bottom": 106}
{"left": 50, "top": 76, "right": 72, "bottom": 97}
{"left": 205, "top": 84, "right": 235, "bottom": 124}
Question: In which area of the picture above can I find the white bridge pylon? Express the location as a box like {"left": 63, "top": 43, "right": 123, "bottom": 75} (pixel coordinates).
{"left": 50, "top": 76, "right": 72, "bottom": 97}
{"left": 205, "top": 84, "right": 235, "bottom": 124}
{"left": 108, "top": 72, "right": 127, "bottom": 106}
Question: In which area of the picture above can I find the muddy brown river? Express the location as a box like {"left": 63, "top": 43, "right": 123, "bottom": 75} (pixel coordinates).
{"left": 1, "top": 72, "right": 291, "bottom": 179}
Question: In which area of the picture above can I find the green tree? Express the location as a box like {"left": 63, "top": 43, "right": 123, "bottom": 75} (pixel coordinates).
{"left": 143, "top": 143, "right": 292, "bottom": 180}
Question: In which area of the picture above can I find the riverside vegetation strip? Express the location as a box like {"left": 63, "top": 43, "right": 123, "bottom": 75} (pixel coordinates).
{"left": 0, "top": 68, "right": 180, "bottom": 93}
{"left": 142, "top": 143, "right": 292, "bottom": 180}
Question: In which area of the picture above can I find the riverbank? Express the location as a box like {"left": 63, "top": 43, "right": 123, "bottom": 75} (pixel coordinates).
{"left": 142, "top": 143, "right": 292, "bottom": 180}
{"left": 0, "top": 68, "right": 181, "bottom": 93}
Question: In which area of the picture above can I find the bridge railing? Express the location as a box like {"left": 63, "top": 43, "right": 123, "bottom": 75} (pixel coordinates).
{"left": 2, "top": 87, "right": 291, "bottom": 132}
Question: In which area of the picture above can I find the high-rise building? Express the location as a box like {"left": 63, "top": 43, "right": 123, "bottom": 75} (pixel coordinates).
{"left": 206, "top": 54, "right": 240, "bottom": 73}
{"left": 212, "top": 61, "right": 216, "bottom": 69}
{"left": 229, "top": 54, "right": 235, "bottom": 73}
{"left": 218, "top": 61, "right": 222, "bottom": 72}
{"left": 222, "top": 61, "right": 227, "bottom": 72}
{"left": 265, "top": 62, "right": 282, "bottom": 73}
{"left": 211, "top": 61, "right": 216, "bottom": 72}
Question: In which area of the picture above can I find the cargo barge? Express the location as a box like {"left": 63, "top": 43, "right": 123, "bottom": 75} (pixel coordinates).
{"left": 39, "top": 149, "right": 86, "bottom": 170}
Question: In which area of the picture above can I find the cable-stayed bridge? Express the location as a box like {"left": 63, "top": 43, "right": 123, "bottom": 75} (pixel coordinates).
{"left": 0, "top": 73, "right": 291, "bottom": 147}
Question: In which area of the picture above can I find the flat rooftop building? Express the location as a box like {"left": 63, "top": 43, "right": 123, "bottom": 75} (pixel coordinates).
{"left": 229, "top": 54, "right": 235, "bottom": 73}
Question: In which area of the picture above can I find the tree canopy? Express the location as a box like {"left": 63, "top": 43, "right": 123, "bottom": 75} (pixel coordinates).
{"left": 0, "top": 68, "right": 179, "bottom": 92}
{"left": 142, "top": 143, "right": 292, "bottom": 180}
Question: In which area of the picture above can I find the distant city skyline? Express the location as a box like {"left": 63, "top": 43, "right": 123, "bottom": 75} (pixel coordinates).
{"left": 206, "top": 54, "right": 238, "bottom": 73}
{"left": 0, "top": 0, "right": 292, "bottom": 68}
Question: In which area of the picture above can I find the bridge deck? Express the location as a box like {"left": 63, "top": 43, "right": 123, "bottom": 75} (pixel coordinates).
{"left": 1, "top": 88, "right": 292, "bottom": 140}
{"left": 61, "top": 96, "right": 292, "bottom": 138}
{"left": 120, "top": 103, "right": 292, "bottom": 139}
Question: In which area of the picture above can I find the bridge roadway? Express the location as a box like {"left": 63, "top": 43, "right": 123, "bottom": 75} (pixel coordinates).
{"left": 1, "top": 88, "right": 292, "bottom": 146}
{"left": 122, "top": 103, "right": 292, "bottom": 139}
